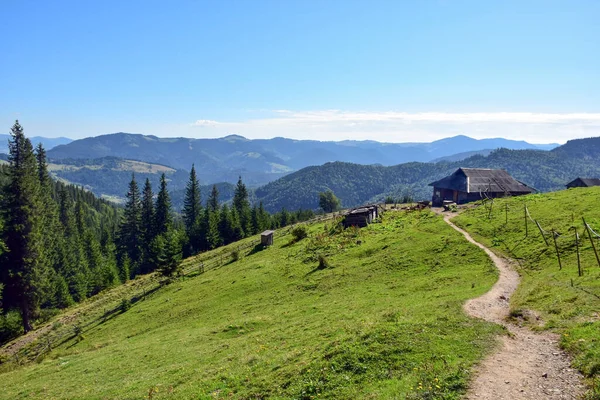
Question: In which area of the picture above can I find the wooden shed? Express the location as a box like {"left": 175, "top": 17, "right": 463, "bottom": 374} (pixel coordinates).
{"left": 343, "top": 205, "right": 381, "bottom": 228}
{"left": 429, "top": 168, "right": 534, "bottom": 207}
{"left": 260, "top": 230, "right": 274, "bottom": 246}
{"left": 566, "top": 177, "right": 600, "bottom": 189}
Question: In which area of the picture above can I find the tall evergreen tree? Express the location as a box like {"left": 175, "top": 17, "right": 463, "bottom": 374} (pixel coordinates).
{"left": 154, "top": 173, "right": 172, "bottom": 235}
{"left": 1, "top": 121, "right": 49, "bottom": 332}
{"left": 140, "top": 178, "right": 155, "bottom": 272}
{"left": 206, "top": 207, "right": 222, "bottom": 249}
{"left": 182, "top": 165, "right": 201, "bottom": 235}
{"left": 118, "top": 174, "right": 143, "bottom": 271}
{"left": 233, "top": 176, "right": 251, "bottom": 236}
{"left": 207, "top": 184, "right": 219, "bottom": 212}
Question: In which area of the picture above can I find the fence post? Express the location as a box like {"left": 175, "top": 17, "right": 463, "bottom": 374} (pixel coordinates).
{"left": 582, "top": 217, "right": 600, "bottom": 268}
{"left": 552, "top": 230, "right": 562, "bottom": 270}
{"left": 524, "top": 204, "right": 528, "bottom": 237}
{"left": 574, "top": 227, "right": 582, "bottom": 277}
{"left": 535, "top": 220, "right": 549, "bottom": 246}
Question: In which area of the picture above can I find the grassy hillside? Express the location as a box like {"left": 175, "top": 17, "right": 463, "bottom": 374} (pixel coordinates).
{"left": 453, "top": 188, "right": 600, "bottom": 394}
{"left": 0, "top": 211, "right": 502, "bottom": 399}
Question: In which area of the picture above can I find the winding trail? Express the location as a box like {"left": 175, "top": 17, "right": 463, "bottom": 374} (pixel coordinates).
{"left": 441, "top": 213, "right": 585, "bottom": 399}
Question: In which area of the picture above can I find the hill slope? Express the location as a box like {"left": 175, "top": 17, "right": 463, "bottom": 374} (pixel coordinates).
{"left": 0, "top": 211, "right": 501, "bottom": 399}
{"left": 47, "top": 156, "right": 235, "bottom": 208}
{"left": 453, "top": 187, "right": 600, "bottom": 393}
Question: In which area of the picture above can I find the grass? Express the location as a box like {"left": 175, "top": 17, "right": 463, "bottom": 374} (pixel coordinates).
{"left": 0, "top": 211, "right": 502, "bottom": 399}
{"left": 453, "top": 187, "right": 600, "bottom": 397}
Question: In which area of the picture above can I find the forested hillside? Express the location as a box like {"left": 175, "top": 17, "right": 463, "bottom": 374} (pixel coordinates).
{"left": 256, "top": 137, "right": 600, "bottom": 212}
{"left": 45, "top": 156, "right": 238, "bottom": 209}
{"left": 0, "top": 122, "right": 314, "bottom": 346}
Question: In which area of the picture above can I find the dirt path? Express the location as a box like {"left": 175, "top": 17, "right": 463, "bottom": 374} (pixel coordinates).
{"left": 442, "top": 213, "right": 585, "bottom": 399}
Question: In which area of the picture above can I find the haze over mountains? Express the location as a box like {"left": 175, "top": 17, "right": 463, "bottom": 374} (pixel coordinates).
{"left": 44, "top": 132, "right": 557, "bottom": 185}
{"left": 12, "top": 130, "right": 599, "bottom": 213}
{"left": 0, "top": 134, "right": 72, "bottom": 154}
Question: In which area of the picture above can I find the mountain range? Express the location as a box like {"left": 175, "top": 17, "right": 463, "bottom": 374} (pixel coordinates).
{"left": 46, "top": 133, "right": 557, "bottom": 186}
{"left": 0, "top": 134, "right": 72, "bottom": 154}
{"left": 254, "top": 137, "right": 600, "bottom": 212}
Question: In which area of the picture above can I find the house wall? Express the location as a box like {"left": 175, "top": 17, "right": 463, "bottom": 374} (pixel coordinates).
{"left": 432, "top": 187, "right": 456, "bottom": 206}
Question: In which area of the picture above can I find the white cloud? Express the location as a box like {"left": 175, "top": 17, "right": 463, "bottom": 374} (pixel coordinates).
{"left": 191, "top": 119, "right": 220, "bottom": 127}
{"left": 187, "top": 110, "right": 600, "bottom": 143}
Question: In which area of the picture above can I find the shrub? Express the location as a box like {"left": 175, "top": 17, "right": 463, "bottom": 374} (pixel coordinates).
{"left": 120, "top": 298, "right": 131, "bottom": 313}
{"left": 231, "top": 250, "right": 239, "bottom": 262}
{"left": 317, "top": 255, "right": 331, "bottom": 270}
{"left": 0, "top": 311, "right": 23, "bottom": 346}
{"left": 291, "top": 226, "right": 308, "bottom": 242}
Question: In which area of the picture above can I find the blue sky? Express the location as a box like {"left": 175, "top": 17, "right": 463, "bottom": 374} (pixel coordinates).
{"left": 1, "top": 0, "right": 599, "bottom": 143}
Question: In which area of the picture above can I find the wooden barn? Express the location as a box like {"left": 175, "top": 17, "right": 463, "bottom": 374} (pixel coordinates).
{"left": 566, "top": 177, "right": 600, "bottom": 189}
{"left": 429, "top": 168, "right": 534, "bottom": 207}
{"left": 343, "top": 205, "right": 381, "bottom": 228}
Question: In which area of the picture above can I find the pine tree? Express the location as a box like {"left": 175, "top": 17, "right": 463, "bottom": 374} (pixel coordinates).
{"left": 118, "top": 174, "right": 143, "bottom": 272}
{"left": 233, "top": 176, "right": 251, "bottom": 236}
{"left": 182, "top": 165, "right": 201, "bottom": 235}
{"left": 140, "top": 179, "right": 155, "bottom": 272}
{"left": 1, "top": 121, "right": 49, "bottom": 332}
{"left": 141, "top": 178, "right": 155, "bottom": 244}
{"left": 57, "top": 187, "right": 89, "bottom": 301}
{"left": 154, "top": 173, "right": 172, "bottom": 236}
{"left": 35, "top": 143, "right": 64, "bottom": 306}
{"left": 207, "top": 184, "right": 219, "bottom": 212}
{"left": 206, "top": 208, "right": 222, "bottom": 249}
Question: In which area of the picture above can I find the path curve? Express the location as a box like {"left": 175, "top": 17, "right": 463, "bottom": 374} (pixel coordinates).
{"left": 442, "top": 213, "right": 585, "bottom": 399}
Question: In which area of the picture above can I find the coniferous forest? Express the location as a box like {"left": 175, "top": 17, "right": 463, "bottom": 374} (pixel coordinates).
{"left": 0, "top": 121, "right": 314, "bottom": 345}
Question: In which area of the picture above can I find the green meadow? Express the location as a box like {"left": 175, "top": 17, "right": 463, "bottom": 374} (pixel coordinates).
{"left": 453, "top": 187, "right": 600, "bottom": 397}
{"left": 0, "top": 211, "right": 501, "bottom": 400}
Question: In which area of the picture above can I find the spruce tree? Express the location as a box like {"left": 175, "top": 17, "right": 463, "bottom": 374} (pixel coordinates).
{"left": 207, "top": 184, "right": 219, "bottom": 212}
{"left": 140, "top": 179, "right": 155, "bottom": 272}
{"left": 154, "top": 173, "right": 172, "bottom": 235}
{"left": 118, "top": 174, "right": 143, "bottom": 272}
{"left": 1, "top": 121, "right": 49, "bottom": 332}
{"left": 206, "top": 207, "right": 222, "bottom": 249}
{"left": 141, "top": 178, "right": 155, "bottom": 243}
{"left": 233, "top": 177, "right": 251, "bottom": 236}
{"left": 182, "top": 165, "right": 201, "bottom": 235}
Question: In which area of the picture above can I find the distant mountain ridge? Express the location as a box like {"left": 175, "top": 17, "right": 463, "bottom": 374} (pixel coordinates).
{"left": 0, "top": 134, "right": 72, "bottom": 154}
{"left": 47, "top": 132, "right": 558, "bottom": 186}
{"left": 254, "top": 137, "right": 600, "bottom": 212}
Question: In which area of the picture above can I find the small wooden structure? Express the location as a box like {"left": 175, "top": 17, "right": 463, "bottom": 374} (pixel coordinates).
{"left": 566, "top": 177, "right": 600, "bottom": 189}
{"left": 429, "top": 168, "right": 534, "bottom": 207}
{"left": 343, "top": 205, "right": 381, "bottom": 228}
{"left": 260, "top": 230, "right": 274, "bottom": 246}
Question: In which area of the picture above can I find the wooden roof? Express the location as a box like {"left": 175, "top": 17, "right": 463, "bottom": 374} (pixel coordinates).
{"left": 566, "top": 177, "right": 600, "bottom": 187}
{"left": 429, "top": 168, "right": 534, "bottom": 194}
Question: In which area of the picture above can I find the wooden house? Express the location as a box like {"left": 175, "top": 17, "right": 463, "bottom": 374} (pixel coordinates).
{"left": 566, "top": 177, "right": 600, "bottom": 189}
{"left": 343, "top": 205, "right": 381, "bottom": 228}
{"left": 429, "top": 168, "right": 534, "bottom": 207}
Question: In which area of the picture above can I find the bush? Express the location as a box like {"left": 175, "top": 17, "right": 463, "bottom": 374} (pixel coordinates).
{"left": 317, "top": 255, "right": 331, "bottom": 270}
{"left": 120, "top": 298, "right": 131, "bottom": 313}
{"left": 231, "top": 250, "right": 239, "bottom": 262}
{"left": 385, "top": 196, "right": 395, "bottom": 204}
{"left": 291, "top": 226, "right": 308, "bottom": 242}
{"left": 0, "top": 311, "right": 23, "bottom": 346}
